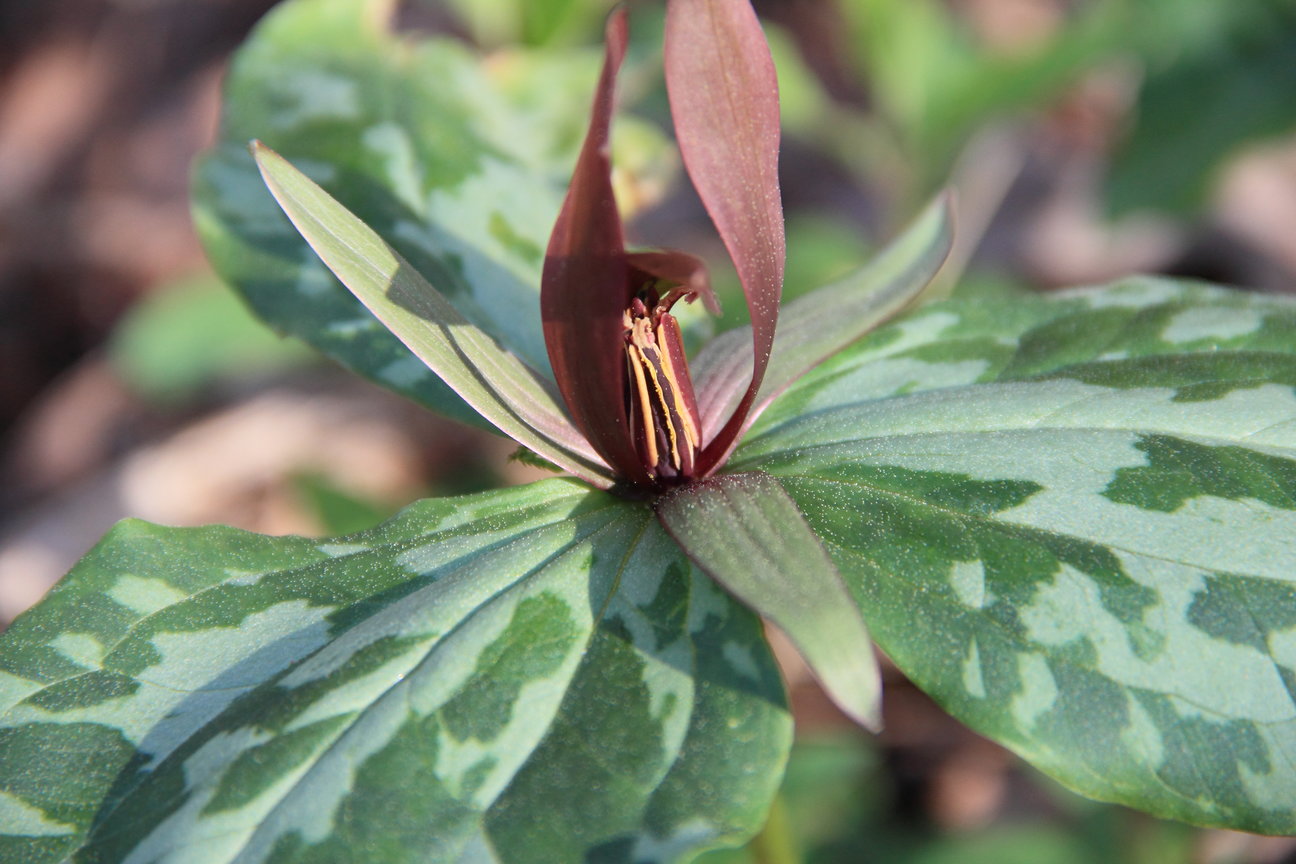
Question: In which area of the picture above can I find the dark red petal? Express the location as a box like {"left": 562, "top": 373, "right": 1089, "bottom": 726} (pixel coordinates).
{"left": 665, "top": 0, "right": 785, "bottom": 475}
{"left": 626, "top": 250, "right": 722, "bottom": 317}
{"left": 541, "top": 9, "right": 649, "bottom": 485}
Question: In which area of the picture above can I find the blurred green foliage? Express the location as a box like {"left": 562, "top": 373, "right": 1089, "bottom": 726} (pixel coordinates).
{"left": 831, "top": 0, "right": 1125, "bottom": 198}
{"left": 110, "top": 273, "right": 311, "bottom": 403}
{"left": 291, "top": 471, "right": 396, "bottom": 535}
{"left": 1106, "top": 0, "right": 1296, "bottom": 214}
{"left": 825, "top": 0, "right": 1296, "bottom": 214}
{"left": 439, "top": 0, "right": 613, "bottom": 47}
{"left": 697, "top": 734, "right": 1201, "bottom": 864}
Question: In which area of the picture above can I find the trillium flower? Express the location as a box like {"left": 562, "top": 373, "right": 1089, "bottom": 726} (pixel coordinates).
{"left": 543, "top": 1, "right": 784, "bottom": 491}
{"left": 17, "top": 1, "right": 1292, "bottom": 856}
{"left": 252, "top": 0, "right": 951, "bottom": 730}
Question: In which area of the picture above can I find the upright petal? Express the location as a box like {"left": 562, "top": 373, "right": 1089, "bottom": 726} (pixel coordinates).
{"left": 542, "top": 9, "right": 650, "bottom": 485}
{"left": 665, "top": 0, "right": 785, "bottom": 475}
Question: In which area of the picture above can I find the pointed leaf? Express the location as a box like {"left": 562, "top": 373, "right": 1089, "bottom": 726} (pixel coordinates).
{"left": 192, "top": 0, "right": 671, "bottom": 426}
{"left": 253, "top": 142, "right": 611, "bottom": 486}
{"left": 693, "top": 194, "right": 954, "bottom": 437}
{"left": 665, "top": 0, "right": 786, "bottom": 473}
{"left": 541, "top": 9, "right": 648, "bottom": 486}
{"left": 657, "top": 471, "right": 881, "bottom": 730}
{"left": 0, "top": 481, "right": 791, "bottom": 862}
{"left": 737, "top": 277, "right": 1296, "bottom": 833}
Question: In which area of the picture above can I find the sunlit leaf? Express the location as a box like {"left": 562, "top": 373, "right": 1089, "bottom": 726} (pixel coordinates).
{"left": 737, "top": 276, "right": 1296, "bottom": 832}
{"left": 254, "top": 143, "right": 610, "bottom": 485}
{"left": 192, "top": 0, "right": 612, "bottom": 426}
{"left": 0, "top": 481, "right": 790, "bottom": 863}
{"left": 692, "top": 195, "right": 953, "bottom": 437}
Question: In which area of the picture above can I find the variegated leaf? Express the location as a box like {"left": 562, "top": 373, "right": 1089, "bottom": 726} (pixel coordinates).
{"left": 753, "top": 276, "right": 1296, "bottom": 430}
{"left": 192, "top": 0, "right": 669, "bottom": 427}
{"left": 735, "top": 276, "right": 1296, "bottom": 832}
{"left": 0, "top": 481, "right": 790, "bottom": 863}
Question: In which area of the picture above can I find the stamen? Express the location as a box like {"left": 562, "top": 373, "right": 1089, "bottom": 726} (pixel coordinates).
{"left": 623, "top": 296, "right": 702, "bottom": 480}
{"left": 655, "top": 316, "right": 700, "bottom": 451}
{"left": 626, "top": 339, "right": 659, "bottom": 472}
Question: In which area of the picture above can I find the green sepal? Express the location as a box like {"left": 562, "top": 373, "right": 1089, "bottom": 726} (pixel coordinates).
{"left": 657, "top": 471, "right": 881, "bottom": 731}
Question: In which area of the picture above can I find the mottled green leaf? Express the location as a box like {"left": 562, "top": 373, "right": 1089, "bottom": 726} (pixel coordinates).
{"left": 0, "top": 481, "right": 790, "bottom": 862}
{"left": 755, "top": 276, "right": 1296, "bottom": 432}
{"left": 253, "top": 143, "right": 609, "bottom": 485}
{"left": 736, "top": 276, "right": 1296, "bottom": 833}
{"left": 657, "top": 471, "right": 881, "bottom": 731}
{"left": 192, "top": 0, "right": 610, "bottom": 426}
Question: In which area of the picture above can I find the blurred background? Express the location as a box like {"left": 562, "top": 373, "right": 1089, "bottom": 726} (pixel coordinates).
{"left": 2, "top": 0, "right": 1296, "bottom": 860}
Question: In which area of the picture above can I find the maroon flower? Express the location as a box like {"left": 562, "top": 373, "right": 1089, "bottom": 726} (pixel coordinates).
{"left": 542, "top": 0, "right": 785, "bottom": 491}
{"left": 257, "top": 0, "right": 946, "bottom": 504}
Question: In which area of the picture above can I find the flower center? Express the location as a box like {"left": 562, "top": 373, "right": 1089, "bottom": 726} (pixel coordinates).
{"left": 623, "top": 289, "right": 702, "bottom": 481}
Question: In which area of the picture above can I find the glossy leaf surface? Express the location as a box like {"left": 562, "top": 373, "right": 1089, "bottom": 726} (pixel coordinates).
{"left": 0, "top": 482, "right": 790, "bottom": 862}
{"left": 736, "top": 277, "right": 1296, "bottom": 832}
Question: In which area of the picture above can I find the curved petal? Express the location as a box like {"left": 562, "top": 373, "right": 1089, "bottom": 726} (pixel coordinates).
{"left": 626, "top": 249, "right": 722, "bottom": 316}
{"left": 665, "top": 0, "right": 785, "bottom": 475}
{"left": 542, "top": 9, "right": 650, "bottom": 485}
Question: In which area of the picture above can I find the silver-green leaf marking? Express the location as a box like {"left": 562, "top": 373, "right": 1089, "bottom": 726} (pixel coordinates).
{"left": 0, "top": 481, "right": 790, "bottom": 862}
{"left": 737, "top": 276, "right": 1296, "bottom": 833}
